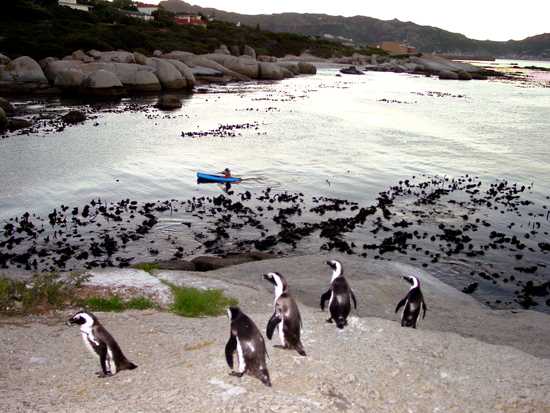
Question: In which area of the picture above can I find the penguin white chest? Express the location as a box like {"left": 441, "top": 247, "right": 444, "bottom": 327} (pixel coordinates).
{"left": 236, "top": 337, "right": 246, "bottom": 373}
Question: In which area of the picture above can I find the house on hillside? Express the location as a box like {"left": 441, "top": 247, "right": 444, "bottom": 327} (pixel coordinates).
{"left": 58, "top": 0, "right": 91, "bottom": 12}
{"left": 121, "top": 9, "right": 154, "bottom": 21}
{"left": 135, "top": 2, "right": 158, "bottom": 16}
{"left": 174, "top": 15, "right": 206, "bottom": 27}
{"left": 378, "top": 41, "right": 417, "bottom": 55}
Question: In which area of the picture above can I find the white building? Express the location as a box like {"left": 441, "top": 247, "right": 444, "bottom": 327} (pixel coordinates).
{"left": 58, "top": 0, "right": 91, "bottom": 12}
{"left": 135, "top": 2, "right": 159, "bottom": 16}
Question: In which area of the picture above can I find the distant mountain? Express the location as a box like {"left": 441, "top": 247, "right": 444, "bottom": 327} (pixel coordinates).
{"left": 160, "top": 0, "right": 550, "bottom": 59}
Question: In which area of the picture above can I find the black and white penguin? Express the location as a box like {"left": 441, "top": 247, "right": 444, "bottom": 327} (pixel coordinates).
{"left": 66, "top": 311, "right": 137, "bottom": 377}
{"left": 225, "top": 306, "right": 271, "bottom": 387}
{"left": 263, "top": 272, "right": 306, "bottom": 356}
{"left": 395, "top": 275, "right": 428, "bottom": 328}
{"left": 320, "top": 260, "right": 357, "bottom": 329}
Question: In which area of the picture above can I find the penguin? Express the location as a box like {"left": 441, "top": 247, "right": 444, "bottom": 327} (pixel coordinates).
{"left": 320, "top": 260, "right": 357, "bottom": 329}
{"left": 66, "top": 310, "right": 137, "bottom": 377}
{"left": 225, "top": 306, "right": 271, "bottom": 387}
{"left": 395, "top": 275, "right": 428, "bottom": 328}
{"left": 263, "top": 272, "right": 306, "bottom": 356}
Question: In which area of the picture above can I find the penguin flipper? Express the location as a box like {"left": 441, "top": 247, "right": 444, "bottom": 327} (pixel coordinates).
{"left": 225, "top": 335, "right": 237, "bottom": 369}
{"left": 266, "top": 312, "right": 281, "bottom": 340}
{"left": 395, "top": 297, "right": 407, "bottom": 314}
{"left": 320, "top": 289, "right": 331, "bottom": 310}
{"left": 350, "top": 290, "right": 358, "bottom": 309}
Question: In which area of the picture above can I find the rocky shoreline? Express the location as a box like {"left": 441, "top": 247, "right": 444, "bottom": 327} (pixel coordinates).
{"left": 1, "top": 256, "right": 550, "bottom": 412}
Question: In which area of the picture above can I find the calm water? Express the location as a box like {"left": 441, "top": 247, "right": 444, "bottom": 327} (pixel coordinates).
{"left": 1, "top": 67, "right": 549, "bottom": 309}
{"left": 2, "top": 69, "right": 549, "bottom": 216}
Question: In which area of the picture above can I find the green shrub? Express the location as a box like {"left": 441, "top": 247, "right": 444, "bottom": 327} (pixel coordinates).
{"left": 0, "top": 272, "right": 89, "bottom": 314}
{"left": 132, "top": 262, "right": 160, "bottom": 274}
{"left": 82, "top": 295, "right": 156, "bottom": 312}
{"left": 168, "top": 284, "right": 237, "bottom": 317}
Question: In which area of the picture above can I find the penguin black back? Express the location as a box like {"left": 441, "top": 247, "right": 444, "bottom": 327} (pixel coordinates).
{"left": 67, "top": 310, "right": 137, "bottom": 377}
{"left": 263, "top": 272, "right": 306, "bottom": 356}
{"left": 225, "top": 307, "right": 271, "bottom": 386}
{"left": 320, "top": 260, "right": 357, "bottom": 329}
{"left": 395, "top": 276, "right": 427, "bottom": 328}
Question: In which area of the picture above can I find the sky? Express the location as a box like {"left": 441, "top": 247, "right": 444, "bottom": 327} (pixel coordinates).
{"left": 142, "top": 0, "right": 550, "bottom": 41}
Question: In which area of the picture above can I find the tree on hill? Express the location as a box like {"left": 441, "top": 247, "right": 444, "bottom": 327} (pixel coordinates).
{"left": 111, "top": 0, "right": 137, "bottom": 11}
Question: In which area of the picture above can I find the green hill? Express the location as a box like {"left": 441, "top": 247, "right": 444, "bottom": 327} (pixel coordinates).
{"left": 0, "top": 0, "right": 378, "bottom": 60}
{"left": 161, "top": 0, "right": 550, "bottom": 59}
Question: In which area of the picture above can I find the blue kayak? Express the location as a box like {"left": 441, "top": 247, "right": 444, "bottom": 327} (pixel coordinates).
{"left": 197, "top": 172, "right": 242, "bottom": 184}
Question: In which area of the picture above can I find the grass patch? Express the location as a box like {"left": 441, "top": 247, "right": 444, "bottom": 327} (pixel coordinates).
{"left": 82, "top": 295, "right": 156, "bottom": 312}
{"left": 167, "top": 283, "right": 238, "bottom": 317}
{"left": 0, "top": 272, "right": 89, "bottom": 315}
{"left": 132, "top": 262, "right": 160, "bottom": 274}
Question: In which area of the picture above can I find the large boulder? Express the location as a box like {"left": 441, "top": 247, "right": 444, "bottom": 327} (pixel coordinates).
{"left": 157, "top": 95, "right": 182, "bottom": 110}
{"left": 242, "top": 45, "right": 256, "bottom": 60}
{"left": 277, "top": 62, "right": 300, "bottom": 75}
{"left": 170, "top": 54, "right": 250, "bottom": 81}
{"left": 203, "top": 53, "right": 259, "bottom": 78}
{"left": 61, "top": 110, "right": 86, "bottom": 124}
{"left": 39, "top": 57, "right": 57, "bottom": 70}
{"left": 191, "top": 66, "right": 223, "bottom": 77}
{"left": 99, "top": 51, "right": 135, "bottom": 64}
{"left": 133, "top": 52, "right": 148, "bottom": 66}
{"left": 163, "top": 59, "right": 196, "bottom": 88}
{"left": 298, "top": 62, "right": 317, "bottom": 74}
{"left": 87, "top": 49, "right": 102, "bottom": 59}
{"left": 0, "top": 107, "right": 7, "bottom": 131}
{"left": 229, "top": 45, "right": 241, "bottom": 57}
{"left": 438, "top": 70, "right": 459, "bottom": 80}
{"left": 0, "top": 53, "right": 11, "bottom": 65}
{"left": 257, "top": 55, "right": 277, "bottom": 63}
{"left": 258, "top": 62, "right": 284, "bottom": 80}
{"left": 82, "top": 69, "right": 125, "bottom": 97}
{"left": 4, "top": 56, "right": 48, "bottom": 84}
{"left": 0, "top": 97, "right": 15, "bottom": 114}
{"left": 54, "top": 68, "right": 85, "bottom": 89}
{"left": 7, "top": 117, "right": 32, "bottom": 131}
{"left": 214, "top": 45, "right": 231, "bottom": 55}
{"left": 457, "top": 70, "right": 472, "bottom": 80}
{"left": 108, "top": 63, "right": 161, "bottom": 92}
{"left": 153, "top": 50, "right": 163, "bottom": 57}
{"left": 72, "top": 50, "right": 94, "bottom": 63}
{"left": 44, "top": 60, "right": 83, "bottom": 83}
{"left": 147, "top": 58, "right": 187, "bottom": 90}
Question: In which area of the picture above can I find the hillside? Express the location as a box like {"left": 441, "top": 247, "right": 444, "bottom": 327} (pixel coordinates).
{"left": 0, "top": 0, "right": 373, "bottom": 60}
{"left": 161, "top": 0, "right": 550, "bottom": 59}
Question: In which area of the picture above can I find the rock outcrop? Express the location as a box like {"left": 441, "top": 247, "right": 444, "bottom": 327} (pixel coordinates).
{"left": 54, "top": 68, "right": 85, "bottom": 89}
{"left": 0, "top": 107, "right": 7, "bottom": 131}
{"left": 258, "top": 62, "right": 284, "bottom": 80}
{"left": 242, "top": 45, "right": 256, "bottom": 60}
{"left": 0, "top": 97, "right": 15, "bottom": 114}
{"left": 156, "top": 94, "right": 182, "bottom": 110}
{"left": 82, "top": 69, "right": 124, "bottom": 97}
{"left": 163, "top": 59, "right": 195, "bottom": 89}
{"left": 0, "top": 56, "right": 49, "bottom": 92}
{"left": 61, "top": 110, "right": 86, "bottom": 124}
{"left": 0, "top": 53, "right": 10, "bottom": 65}
{"left": 147, "top": 58, "right": 187, "bottom": 90}
{"left": 99, "top": 51, "right": 136, "bottom": 64}
{"left": 298, "top": 62, "right": 317, "bottom": 74}
{"left": 204, "top": 54, "right": 259, "bottom": 79}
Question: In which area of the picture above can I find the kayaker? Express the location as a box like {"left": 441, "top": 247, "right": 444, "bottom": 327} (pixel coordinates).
{"left": 222, "top": 168, "right": 231, "bottom": 178}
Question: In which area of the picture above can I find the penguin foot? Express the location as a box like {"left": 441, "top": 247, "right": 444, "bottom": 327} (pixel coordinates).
{"left": 273, "top": 344, "right": 288, "bottom": 350}
{"left": 96, "top": 372, "right": 113, "bottom": 378}
{"left": 229, "top": 371, "right": 244, "bottom": 378}
{"left": 326, "top": 318, "right": 333, "bottom": 323}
